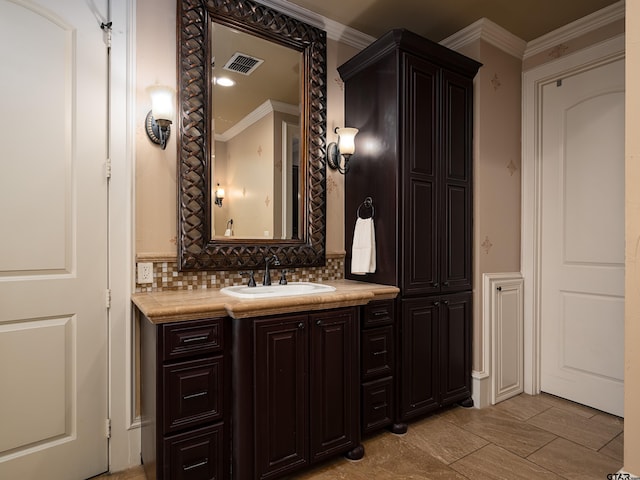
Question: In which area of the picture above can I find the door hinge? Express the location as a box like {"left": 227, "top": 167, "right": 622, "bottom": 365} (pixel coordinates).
{"left": 105, "top": 418, "right": 112, "bottom": 439}
{"left": 105, "top": 158, "right": 112, "bottom": 179}
{"left": 101, "top": 21, "right": 112, "bottom": 48}
{"left": 106, "top": 288, "right": 112, "bottom": 309}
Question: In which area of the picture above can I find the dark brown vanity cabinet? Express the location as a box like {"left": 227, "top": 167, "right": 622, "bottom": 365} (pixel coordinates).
{"left": 339, "top": 29, "right": 480, "bottom": 427}
{"left": 232, "top": 307, "right": 361, "bottom": 480}
{"left": 141, "top": 316, "right": 228, "bottom": 480}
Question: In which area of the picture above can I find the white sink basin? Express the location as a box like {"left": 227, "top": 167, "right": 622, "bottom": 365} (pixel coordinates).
{"left": 220, "top": 282, "right": 336, "bottom": 299}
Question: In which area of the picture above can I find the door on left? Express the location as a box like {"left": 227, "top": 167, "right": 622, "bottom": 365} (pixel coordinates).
{"left": 0, "top": 0, "right": 109, "bottom": 478}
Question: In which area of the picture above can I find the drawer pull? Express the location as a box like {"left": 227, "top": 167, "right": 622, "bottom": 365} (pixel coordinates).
{"left": 373, "top": 403, "right": 388, "bottom": 410}
{"left": 372, "top": 311, "right": 388, "bottom": 317}
{"left": 183, "top": 391, "right": 208, "bottom": 400}
{"left": 183, "top": 458, "right": 208, "bottom": 471}
{"left": 373, "top": 350, "right": 387, "bottom": 356}
{"left": 182, "top": 335, "right": 209, "bottom": 344}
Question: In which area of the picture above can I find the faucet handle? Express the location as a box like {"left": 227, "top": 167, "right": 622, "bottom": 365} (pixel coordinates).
{"left": 239, "top": 270, "right": 256, "bottom": 287}
{"left": 279, "top": 269, "right": 289, "bottom": 285}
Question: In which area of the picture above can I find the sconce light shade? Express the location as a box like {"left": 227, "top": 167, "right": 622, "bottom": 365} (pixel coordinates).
{"left": 327, "top": 127, "right": 359, "bottom": 174}
{"left": 145, "top": 85, "right": 175, "bottom": 150}
{"left": 214, "top": 183, "right": 225, "bottom": 207}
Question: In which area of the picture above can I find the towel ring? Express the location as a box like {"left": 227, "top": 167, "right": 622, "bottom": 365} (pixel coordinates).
{"left": 357, "top": 196, "right": 375, "bottom": 219}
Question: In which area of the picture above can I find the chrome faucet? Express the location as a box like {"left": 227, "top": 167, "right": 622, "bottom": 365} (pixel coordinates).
{"left": 263, "top": 255, "right": 280, "bottom": 286}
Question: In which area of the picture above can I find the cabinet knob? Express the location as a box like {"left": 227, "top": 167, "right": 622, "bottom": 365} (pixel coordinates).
{"left": 443, "top": 300, "right": 449, "bottom": 305}
{"left": 434, "top": 301, "right": 440, "bottom": 306}
{"left": 316, "top": 319, "right": 322, "bottom": 326}
{"left": 497, "top": 286, "right": 502, "bottom": 291}
{"left": 298, "top": 322, "right": 304, "bottom": 329}
{"left": 443, "top": 281, "right": 449, "bottom": 287}
{"left": 433, "top": 282, "right": 439, "bottom": 287}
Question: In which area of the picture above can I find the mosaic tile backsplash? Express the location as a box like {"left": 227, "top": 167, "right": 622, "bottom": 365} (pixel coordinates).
{"left": 135, "top": 255, "right": 345, "bottom": 293}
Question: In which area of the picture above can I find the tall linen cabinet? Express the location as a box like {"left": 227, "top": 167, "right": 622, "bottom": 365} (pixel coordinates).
{"left": 339, "top": 29, "right": 481, "bottom": 430}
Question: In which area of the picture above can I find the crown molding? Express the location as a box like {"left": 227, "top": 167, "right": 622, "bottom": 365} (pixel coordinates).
{"left": 215, "top": 100, "right": 299, "bottom": 142}
{"left": 440, "top": 17, "right": 527, "bottom": 59}
{"left": 524, "top": 0, "right": 625, "bottom": 59}
{"left": 253, "top": 0, "right": 375, "bottom": 50}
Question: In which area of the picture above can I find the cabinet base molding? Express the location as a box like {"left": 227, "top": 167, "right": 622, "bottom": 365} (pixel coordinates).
{"left": 458, "top": 397, "right": 474, "bottom": 408}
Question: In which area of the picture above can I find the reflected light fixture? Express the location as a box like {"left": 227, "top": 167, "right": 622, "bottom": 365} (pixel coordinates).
{"left": 327, "top": 127, "right": 359, "bottom": 174}
{"left": 145, "top": 85, "right": 175, "bottom": 150}
{"left": 214, "top": 183, "right": 225, "bottom": 207}
{"left": 215, "top": 76, "right": 236, "bottom": 87}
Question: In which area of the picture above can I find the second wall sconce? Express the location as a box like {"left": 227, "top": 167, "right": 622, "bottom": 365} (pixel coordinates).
{"left": 327, "top": 127, "right": 359, "bottom": 174}
{"left": 145, "top": 85, "right": 175, "bottom": 150}
{"left": 214, "top": 183, "right": 225, "bottom": 207}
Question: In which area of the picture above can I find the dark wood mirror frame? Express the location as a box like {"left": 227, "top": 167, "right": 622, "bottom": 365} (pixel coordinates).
{"left": 177, "top": 0, "right": 327, "bottom": 271}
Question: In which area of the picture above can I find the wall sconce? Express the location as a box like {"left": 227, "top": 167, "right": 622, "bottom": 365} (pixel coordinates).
{"left": 145, "top": 85, "right": 175, "bottom": 150}
{"left": 214, "top": 183, "right": 225, "bottom": 207}
{"left": 327, "top": 127, "right": 359, "bottom": 174}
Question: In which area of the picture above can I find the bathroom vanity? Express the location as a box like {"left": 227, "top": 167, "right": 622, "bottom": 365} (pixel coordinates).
{"left": 133, "top": 280, "right": 399, "bottom": 480}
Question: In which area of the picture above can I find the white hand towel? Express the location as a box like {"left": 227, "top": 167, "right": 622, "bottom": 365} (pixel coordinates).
{"left": 351, "top": 217, "right": 376, "bottom": 275}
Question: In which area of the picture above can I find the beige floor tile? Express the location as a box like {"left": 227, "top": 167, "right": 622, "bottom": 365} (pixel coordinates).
{"left": 438, "top": 404, "right": 497, "bottom": 426}
{"left": 492, "top": 393, "right": 554, "bottom": 421}
{"left": 527, "top": 406, "right": 623, "bottom": 450}
{"left": 460, "top": 412, "right": 557, "bottom": 457}
{"left": 400, "top": 414, "right": 489, "bottom": 464}
{"left": 537, "top": 393, "right": 601, "bottom": 418}
{"left": 450, "top": 444, "right": 562, "bottom": 480}
{"left": 599, "top": 432, "right": 624, "bottom": 462}
{"left": 92, "top": 466, "right": 146, "bottom": 480}
{"left": 527, "top": 437, "right": 623, "bottom": 480}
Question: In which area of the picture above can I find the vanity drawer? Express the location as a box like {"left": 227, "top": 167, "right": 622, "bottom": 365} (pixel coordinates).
{"left": 362, "top": 377, "right": 394, "bottom": 434}
{"left": 362, "top": 300, "right": 395, "bottom": 328}
{"left": 361, "top": 326, "right": 393, "bottom": 381}
{"left": 163, "top": 423, "right": 224, "bottom": 480}
{"left": 163, "top": 318, "right": 224, "bottom": 360}
{"left": 163, "top": 356, "right": 224, "bottom": 434}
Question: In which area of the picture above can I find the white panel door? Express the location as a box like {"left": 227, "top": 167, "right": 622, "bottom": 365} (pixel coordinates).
{"left": 540, "top": 58, "right": 624, "bottom": 416}
{"left": 0, "top": 0, "right": 109, "bottom": 478}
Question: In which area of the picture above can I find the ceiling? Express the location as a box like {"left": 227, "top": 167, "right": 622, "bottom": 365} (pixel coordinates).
{"left": 285, "top": 0, "right": 620, "bottom": 42}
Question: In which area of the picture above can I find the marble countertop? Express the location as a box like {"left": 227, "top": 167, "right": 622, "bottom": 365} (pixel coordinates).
{"left": 132, "top": 279, "right": 399, "bottom": 324}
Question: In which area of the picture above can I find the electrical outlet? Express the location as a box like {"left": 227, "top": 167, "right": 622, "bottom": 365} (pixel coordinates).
{"left": 137, "top": 262, "right": 153, "bottom": 284}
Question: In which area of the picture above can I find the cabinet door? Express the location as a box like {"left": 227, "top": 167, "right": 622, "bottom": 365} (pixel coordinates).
{"left": 255, "top": 315, "right": 308, "bottom": 479}
{"left": 309, "top": 309, "right": 358, "bottom": 462}
{"left": 439, "top": 292, "right": 472, "bottom": 405}
{"left": 402, "top": 53, "right": 441, "bottom": 296}
{"left": 399, "top": 298, "right": 439, "bottom": 420}
{"left": 440, "top": 70, "right": 473, "bottom": 292}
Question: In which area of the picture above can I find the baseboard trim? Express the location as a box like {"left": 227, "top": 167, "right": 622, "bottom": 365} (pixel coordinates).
{"left": 471, "top": 371, "right": 491, "bottom": 409}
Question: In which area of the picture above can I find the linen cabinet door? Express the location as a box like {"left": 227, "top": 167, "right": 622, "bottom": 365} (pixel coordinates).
{"left": 399, "top": 298, "right": 439, "bottom": 421}
{"left": 309, "top": 308, "right": 359, "bottom": 462}
{"left": 440, "top": 69, "right": 473, "bottom": 293}
{"left": 254, "top": 315, "right": 309, "bottom": 479}
{"left": 401, "top": 53, "right": 441, "bottom": 296}
{"left": 439, "top": 292, "right": 472, "bottom": 406}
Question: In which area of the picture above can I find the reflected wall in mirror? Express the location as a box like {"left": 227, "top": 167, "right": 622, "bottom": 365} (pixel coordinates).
{"left": 177, "top": 0, "right": 327, "bottom": 271}
{"left": 211, "top": 22, "right": 303, "bottom": 240}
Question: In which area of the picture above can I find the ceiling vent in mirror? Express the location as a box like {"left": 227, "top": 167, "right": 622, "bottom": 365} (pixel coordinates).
{"left": 223, "top": 52, "right": 264, "bottom": 75}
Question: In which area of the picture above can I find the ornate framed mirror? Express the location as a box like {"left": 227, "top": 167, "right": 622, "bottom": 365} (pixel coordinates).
{"left": 177, "top": 0, "right": 327, "bottom": 270}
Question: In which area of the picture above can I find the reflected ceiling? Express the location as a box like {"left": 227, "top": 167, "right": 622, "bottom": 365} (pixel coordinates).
{"left": 284, "top": 0, "right": 620, "bottom": 42}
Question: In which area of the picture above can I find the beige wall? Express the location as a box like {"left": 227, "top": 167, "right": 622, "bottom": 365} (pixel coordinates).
{"left": 625, "top": 2, "right": 640, "bottom": 473}
{"left": 135, "top": 0, "right": 359, "bottom": 257}
{"left": 455, "top": 39, "right": 523, "bottom": 373}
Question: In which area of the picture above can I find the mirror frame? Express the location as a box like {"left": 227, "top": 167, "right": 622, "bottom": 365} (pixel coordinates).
{"left": 177, "top": 0, "right": 327, "bottom": 271}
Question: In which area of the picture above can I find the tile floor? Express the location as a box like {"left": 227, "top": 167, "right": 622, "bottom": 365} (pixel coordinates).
{"left": 95, "top": 393, "right": 623, "bottom": 480}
